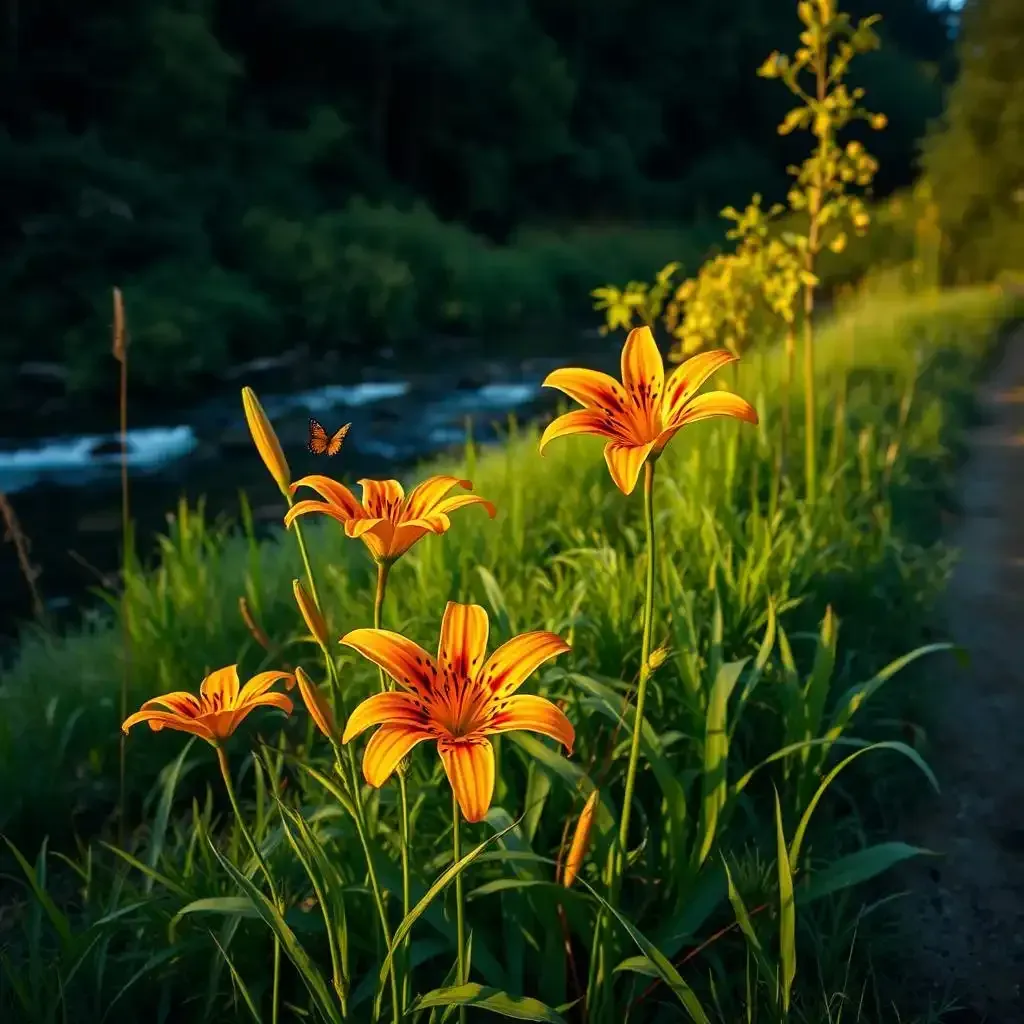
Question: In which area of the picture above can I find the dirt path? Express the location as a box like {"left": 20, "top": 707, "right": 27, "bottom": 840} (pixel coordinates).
{"left": 898, "top": 324, "right": 1024, "bottom": 1022}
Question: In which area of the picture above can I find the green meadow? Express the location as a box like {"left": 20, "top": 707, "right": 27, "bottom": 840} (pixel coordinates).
{"left": 2, "top": 281, "right": 1021, "bottom": 1022}
{"left": 4, "top": 0, "right": 1023, "bottom": 1019}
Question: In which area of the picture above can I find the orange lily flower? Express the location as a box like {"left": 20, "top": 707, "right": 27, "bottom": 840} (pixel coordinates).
{"left": 340, "top": 601, "right": 574, "bottom": 823}
{"left": 538, "top": 325, "right": 758, "bottom": 494}
{"left": 121, "top": 665, "right": 295, "bottom": 745}
{"left": 284, "top": 474, "right": 496, "bottom": 564}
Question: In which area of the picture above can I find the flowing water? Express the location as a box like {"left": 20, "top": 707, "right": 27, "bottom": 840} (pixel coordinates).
{"left": 0, "top": 332, "right": 615, "bottom": 641}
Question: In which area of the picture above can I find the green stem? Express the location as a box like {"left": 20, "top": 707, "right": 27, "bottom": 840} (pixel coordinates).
{"left": 591, "top": 460, "right": 658, "bottom": 1019}
{"left": 216, "top": 746, "right": 282, "bottom": 1024}
{"left": 291, "top": 512, "right": 322, "bottom": 611}
{"left": 616, "top": 459, "right": 658, "bottom": 874}
{"left": 284, "top": 509, "right": 398, "bottom": 1021}
{"left": 345, "top": 747, "right": 401, "bottom": 1024}
{"left": 453, "top": 790, "right": 467, "bottom": 1024}
{"left": 373, "top": 560, "right": 412, "bottom": 1010}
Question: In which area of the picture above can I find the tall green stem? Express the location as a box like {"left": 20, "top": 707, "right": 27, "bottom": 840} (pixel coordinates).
{"left": 217, "top": 746, "right": 282, "bottom": 1024}
{"left": 453, "top": 790, "right": 467, "bottom": 1024}
{"left": 285, "top": 514, "right": 399, "bottom": 1022}
{"left": 374, "top": 560, "right": 412, "bottom": 1011}
{"left": 589, "top": 459, "right": 658, "bottom": 1019}
{"left": 616, "top": 459, "right": 658, "bottom": 874}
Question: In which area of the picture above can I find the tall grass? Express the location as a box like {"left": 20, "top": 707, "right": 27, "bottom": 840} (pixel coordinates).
{"left": 0, "top": 285, "right": 1019, "bottom": 1023}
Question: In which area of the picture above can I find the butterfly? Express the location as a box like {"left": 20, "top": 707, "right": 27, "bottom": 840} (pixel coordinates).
{"left": 307, "top": 418, "right": 351, "bottom": 457}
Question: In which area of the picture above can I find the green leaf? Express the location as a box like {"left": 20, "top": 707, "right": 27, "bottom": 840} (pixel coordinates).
{"left": 774, "top": 791, "right": 796, "bottom": 1013}
{"left": 573, "top": 875, "right": 711, "bottom": 1024}
{"left": 797, "top": 842, "right": 937, "bottom": 905}
{"left": 146, "top": 739, "right": 198, "bottom": 894}
{"left": 170, "top": 896, "right": 259, "bottom": 939}
{"left": 209, "top": 840, "right": 344, "bottom": 1024}
{"left": 695, "top": 660, "right": 746, "bottom": 868}
{"left": 3, "top": 838, "right": 72, "bottom": 949}
{"left": 413, "top": 983, "right": 567, "bottom": 1022}
{"left": 378, "top": 815, "right": 524, "bottom": 992}
{"left": 723, "top": 860, "right": 777, "bottom": 994}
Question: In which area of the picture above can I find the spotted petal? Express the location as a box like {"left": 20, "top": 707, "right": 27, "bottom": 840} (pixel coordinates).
{"left": 620, "top": 326, "right": 665, "bottom": 432}
{"left": 402, "top": 476, "right": 472, "bottom": 519}
{"left": 538, "top": 410, "right": 625, "bottom": 455}
{"left": 671, "top": 391, "right": 758, "bottom": 428}
{"left": 481, "top": 694, "right": 574, "bottom": 752}
{"left": 201, "top": 666, "right": 240, "bottom": 707}
{"left": 340, "top": 628, "right": 438, "bottom": 699}
{"left": 138, "top": 691, "right": 202, "bottom": 717}
{"left": 541, "top": 367, "right": 628, "bottom": 414}
{"left": 342, "top": 691, "right": 428, "bottom": 744}
{"left": 603, "top": 440, "right": 655, "bottom": 495}
{"left": 438, "top": 602, "right": 489, "bottom": 681}
{"left": 289, "top": 475, "right": 364, "bottom": 519}
{"left": 358, "top": 479, "right": 405, "bottom": 518}
{"left": 121, "top": 709, "right": 216, "bottom": 743}
{"left": 663, "top": 350, "right": 738, "bottom": 424}
{"left": 479, "top": 631, "right": 571, "bottom": 700}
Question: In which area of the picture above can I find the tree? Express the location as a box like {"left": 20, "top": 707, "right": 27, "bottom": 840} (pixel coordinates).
{"left": 922, "top": 0, "right": 1024, "bottom": 282}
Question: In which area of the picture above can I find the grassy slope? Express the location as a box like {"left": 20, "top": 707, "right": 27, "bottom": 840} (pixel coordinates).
{"left": 0, "top": 284, "right": 1020, "bottom": 1022}
{"left": 0, "top": 285, "right": 1015, "bottom": 848}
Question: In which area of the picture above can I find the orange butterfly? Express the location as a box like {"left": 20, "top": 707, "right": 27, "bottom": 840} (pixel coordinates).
{"left": 307, "top": 419, "right": 351, "bottom": 457}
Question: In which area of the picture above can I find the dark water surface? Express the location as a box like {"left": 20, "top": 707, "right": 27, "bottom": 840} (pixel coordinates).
{"left": 0, "top": 332, "right": 616, "bottom": 642}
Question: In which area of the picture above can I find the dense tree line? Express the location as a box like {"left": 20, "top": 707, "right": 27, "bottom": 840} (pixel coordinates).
{"left": 923, "top": 0, "right": 1024, "bottom": 284}
{"left": 0, "top": 0, "right": 954, "bottom": 406}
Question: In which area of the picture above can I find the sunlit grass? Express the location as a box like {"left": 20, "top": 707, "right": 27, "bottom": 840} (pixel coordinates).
{"left": 0, "top": 284, "right": 1019, "bottom": 1023}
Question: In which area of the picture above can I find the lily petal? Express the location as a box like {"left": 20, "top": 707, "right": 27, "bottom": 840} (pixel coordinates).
{"left": 289, "top": 475, "right": 364, "bottom": 519}
{"left": 220, "top": 692, "right": 293, "bottom": 737}
{"left": 348, "top": 518, "right": 396, "bottom": 562}
{"left": 672, "top": 391, "right": 758, "bottom": 428}
{"left": 345, "top": 516, "right": 390, "bottom": 539}
{"left": 439, "top": 737, "right": 495, "bottom": 823}
{"left": 284, "top": 500, "right": 352, "bottom": 530}
{"left": 362, "top": 726, "right": 433, "bottom": 787}
{"left": 358, "top": 479, "right": 405, "bottom": 518}
{"left": 620, "top": 326, "right": 665, "bottom": 428}
{"left": 663, "top": 350, "right": 738, "bottom": 423}
{"left": 542, "top": 367, "right": 628, "bottom": 414}
{"left": 482, "top": 694, "right": 575, "bottom": 752}
{"left": 538, "top": 410, "right": 624, "bottom": 456}
{"left": 603, "top": 440, "right": 655, "bottom": 495}
{"left": 438, "top": 602, "right": 489, "bottom": 681}
{"left": 429, "top": 494, "right": 497, "bottom": 521}
{"left": 402, "top": 475, "right": 472, "bottom": 519}
{"left": 121, "top": 709, "right": 216, "bottom": 743}
{"left": 239, "top": 670, "right": 296, "bottom": 702}
{"left": 138, "top": 691, "right": 202, "bottom": 717}
{"left": 387, "top": 522, "right": 433, "bottom": 560}
{"left": 479, "top": 631, "right": 571, "bottom": 700}
{"left": 200, "top": 665, "right": 240, "bottom": 708}
{"left": 340, "top": 628, "right": 438, "bottom": 699}
{"left": 342, "top": 691, "right": 428, "bottom": 744}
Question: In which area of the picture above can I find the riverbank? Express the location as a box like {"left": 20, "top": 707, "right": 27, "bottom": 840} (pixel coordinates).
{"left": 1, "top": 284, "right": 1020, "bottom": 1022}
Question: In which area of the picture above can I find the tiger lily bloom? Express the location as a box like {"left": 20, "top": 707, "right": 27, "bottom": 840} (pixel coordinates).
{"left": 340, "top": 602, "right": 574, "bottom": 822}
{"left": 121, "top": 665, "right": 295, "bottom": 745}
{"left": 538, "top": 325, "right": 758, "bottom": 494}
{"left": 284, "top": 474, "right": 496, "bottom": 565}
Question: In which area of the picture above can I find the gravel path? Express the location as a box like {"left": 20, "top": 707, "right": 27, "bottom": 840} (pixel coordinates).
{"left": 898, "top": 323, "right": 1024, "bottom": 1022}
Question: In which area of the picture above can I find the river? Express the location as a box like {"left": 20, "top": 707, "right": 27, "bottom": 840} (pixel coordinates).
{"left": 0, "top": 331, "right": 616, "bottom": 642}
